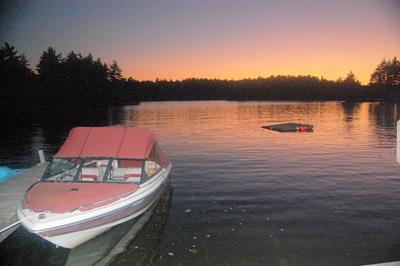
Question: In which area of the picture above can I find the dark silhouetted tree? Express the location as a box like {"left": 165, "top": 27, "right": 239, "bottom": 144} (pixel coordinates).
{"left": 370, "top": 57, "right": 400, "bottom": 101}
{"left": 370, "top": 59, "right": 387, "bottom": 85}
{"left": 37, "top": 47, "right": 62, "bottom": 79}
{"left": 370, "top": 57, "right": 400, "bottom": 88}
{"left": 108, "top": 60, "right": 122, "bottom": 81}
{"left": 0, "top": 42, "right": 33, "bottom": 98}
{"left": 343, "top": 71, "right": 360, "bottom": 86}
{"left": 36, "top": 47, "right": 62, "bottom": 92}
{"left": 34, "top": 48, "right": 112, "bottom": 108}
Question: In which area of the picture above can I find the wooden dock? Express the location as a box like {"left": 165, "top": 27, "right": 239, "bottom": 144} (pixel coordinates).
{"left": 0, "top": 163, "right": 47, "bottom": 244}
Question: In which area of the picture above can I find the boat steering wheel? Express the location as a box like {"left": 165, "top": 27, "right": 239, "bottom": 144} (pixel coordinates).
{"left": 58, "top": 172, "right": 75, "bottom": 181}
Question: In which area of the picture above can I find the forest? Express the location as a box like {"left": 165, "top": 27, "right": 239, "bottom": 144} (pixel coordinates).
{"left": 1, "top": 42, "right": 400, "bottom": 118}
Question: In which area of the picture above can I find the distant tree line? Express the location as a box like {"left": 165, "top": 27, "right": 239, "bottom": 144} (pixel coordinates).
{"left": 131, "top": 72, "right": 366, "bottom": 101}
{"left": 1, "top": 42, "right": 400, "bottom": 117}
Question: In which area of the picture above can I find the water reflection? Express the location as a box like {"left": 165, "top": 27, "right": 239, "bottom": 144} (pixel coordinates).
{"left": 340, "top": 102, "right": 362, "bottom": 133}
{"left": 111, "top": 181, "right": 173, "bottom": 265}
{"left": 0, "top": 225, "right": 69, "bottom": 266}
{"left": 369, "top": 103, "right": 399, "bottom": 147}
{"left": 2, "top": 101, "right": 400, "bottom": 169}
{"left": 2, "top": 101, "right": 400, "bottom": 265}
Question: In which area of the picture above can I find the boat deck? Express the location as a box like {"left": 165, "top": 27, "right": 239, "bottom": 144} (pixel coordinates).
{"left": 0, "top": 163, "right": 47, "bottom": 244}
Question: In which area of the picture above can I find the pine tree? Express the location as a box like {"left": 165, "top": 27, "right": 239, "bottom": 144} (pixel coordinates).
{"left": 370, "top": 57, "right": 400, "bottom": 88}
{"left": 108, "top": 60, "right": 122, "bottom": 81}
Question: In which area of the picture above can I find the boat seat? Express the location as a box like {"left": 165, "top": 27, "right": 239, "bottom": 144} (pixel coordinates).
{"left": 81, "top": 167, "right": 99, "bottom": 181}
{"left": 111, "top": 167, "right": 141, "bottom": 183}
{"left": 123, "top": 172, "right": 141, "bottom": 183}
{"left": 98, "top": 160, "right": 111, "bottom": 167}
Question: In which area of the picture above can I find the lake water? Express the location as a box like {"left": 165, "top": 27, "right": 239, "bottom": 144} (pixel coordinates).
{"left": 1, "top": 101, "right": 400, "bottom": 265}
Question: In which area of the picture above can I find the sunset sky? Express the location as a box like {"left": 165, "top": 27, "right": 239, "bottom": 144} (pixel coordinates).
{"left": 1, "top": 0, "right": 399, "bottom": 84}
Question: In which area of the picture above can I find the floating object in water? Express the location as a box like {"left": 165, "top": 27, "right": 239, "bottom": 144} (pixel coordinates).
{"left": 0, "top": 167, "right": 24, "bottom": 182}
{"left": 262, "top": 123, "right": 314, "bottom": 132}
{"left": 188, "top": 248, "right": 198, "bottom": 254}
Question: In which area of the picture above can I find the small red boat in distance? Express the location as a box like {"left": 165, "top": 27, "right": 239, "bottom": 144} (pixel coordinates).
{"left": 17, "top": 126, "right": 172, "bottom": 249}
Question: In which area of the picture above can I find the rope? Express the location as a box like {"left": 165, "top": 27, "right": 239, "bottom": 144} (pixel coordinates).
{"left": 0, "top": 205, "right": 45, "bottom": 234}
{"left": 0, "top": 220, "right": 21, "bottom": 234}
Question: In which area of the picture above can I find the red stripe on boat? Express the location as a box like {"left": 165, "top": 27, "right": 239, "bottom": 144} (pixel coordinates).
{"left": 24, "top": 182, "right": 139, "bottom": 213}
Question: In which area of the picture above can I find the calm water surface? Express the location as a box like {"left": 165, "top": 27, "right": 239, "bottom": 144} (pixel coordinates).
{"left": 1, "top": 101, "right": 400, "bottom": 265}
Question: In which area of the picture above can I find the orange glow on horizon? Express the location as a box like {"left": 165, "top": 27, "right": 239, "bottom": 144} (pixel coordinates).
{"left": 121, "top": 62, "right": 376, "bottom": 85}
{"left": 120, "top": 48, "right": 398, "bottom": 85}
{"left": 117, "top": 24, "right": 400, "bottom": 85}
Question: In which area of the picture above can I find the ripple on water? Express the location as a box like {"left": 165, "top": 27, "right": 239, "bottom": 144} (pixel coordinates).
{"left": 2, "top": 101, "right": 400, "bottom": 265}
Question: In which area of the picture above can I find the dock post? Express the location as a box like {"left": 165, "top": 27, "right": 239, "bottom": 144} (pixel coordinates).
{"left": 397, "top": 120, "right": 400, "bottom": 164}
{"left": 38, "top": 150, "right": 46, "bottom": 164}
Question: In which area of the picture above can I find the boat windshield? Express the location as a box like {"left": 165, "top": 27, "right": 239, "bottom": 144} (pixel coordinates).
{"left": 41, "top": 158, "right": 151, "bottom": 184}
{"left": 42, "top": 158, "right": 82, "bottom": 182}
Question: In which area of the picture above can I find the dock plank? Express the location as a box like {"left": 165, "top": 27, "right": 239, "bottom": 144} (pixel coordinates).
{"left": 0, "top": 163, "right": 47, "bottom": 243}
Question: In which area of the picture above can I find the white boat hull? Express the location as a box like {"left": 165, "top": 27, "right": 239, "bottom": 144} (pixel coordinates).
{"left": 41, "top": 197, "right": 155, "bottom": 248}
{"left": 44, "top": 224, "right": 110, "bottom": 249}
{"left": 18, "top": 165, "right": 171, "bottom": 249}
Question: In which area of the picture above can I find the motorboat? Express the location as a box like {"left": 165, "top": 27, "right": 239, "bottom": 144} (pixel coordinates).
{"left": 17, "top": 126, "right": 172, "bottom": 249}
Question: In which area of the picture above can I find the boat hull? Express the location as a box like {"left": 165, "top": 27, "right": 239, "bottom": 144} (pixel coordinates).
{"left": 18, "top": 165, "right": 171, "bottom": 249}
{"left": 40, "top": 196, "right": 156, "bottom": 248}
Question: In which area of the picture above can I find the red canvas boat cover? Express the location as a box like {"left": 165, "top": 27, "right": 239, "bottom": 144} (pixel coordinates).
{"left": 54, "top": 127, "right": 164, "bottom": 160}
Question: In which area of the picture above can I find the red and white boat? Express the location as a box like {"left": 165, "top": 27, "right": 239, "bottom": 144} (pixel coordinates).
{"left": 17, "top": 126, "right": 172, "bottom": 249}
